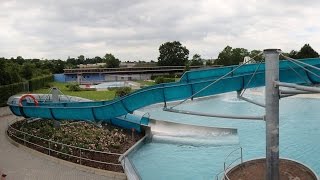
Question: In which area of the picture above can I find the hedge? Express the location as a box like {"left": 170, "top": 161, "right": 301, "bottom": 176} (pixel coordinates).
{"left": 0, "top": 75, "right": 53, "bottom": 107}
{"left": 28, "top": 75, "right": 53, "bottom": 91}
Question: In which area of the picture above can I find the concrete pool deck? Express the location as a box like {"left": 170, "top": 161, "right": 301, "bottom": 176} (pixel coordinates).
{"left": 0, "top": 107, "right": 116, "bottom": 180}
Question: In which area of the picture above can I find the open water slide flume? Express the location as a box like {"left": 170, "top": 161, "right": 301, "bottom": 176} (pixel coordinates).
{"left": 7, "top": 55, "right": 320, "bottom": 134}
{"left": 7, "top": 57, "right": 320, "bottom": 122}
{"left": 7, "top": 49, "right": 320, "bottom": 180}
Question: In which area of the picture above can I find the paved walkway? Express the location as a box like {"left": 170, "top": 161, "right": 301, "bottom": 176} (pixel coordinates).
{"left": 0, "top": 111, "right": 111, "bottom": 180}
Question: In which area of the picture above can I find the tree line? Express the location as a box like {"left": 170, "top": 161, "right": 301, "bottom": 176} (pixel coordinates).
{"left": 157, "top": 42, "right": 319, "bottom": 66}
{"left": 66, "top": 53, "right": 120, "bottom": 68}
{"left": 0, "top": 57, "right": 59, "bottom": 85}
{"left": 0, "top": 53, "right": 120, "bottom": 86}
{"left": 1, "top": 42, "right": 319, "bottom": 86}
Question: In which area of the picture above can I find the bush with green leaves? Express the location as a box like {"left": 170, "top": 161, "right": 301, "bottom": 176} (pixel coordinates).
{"left": 115, "top": 87, "right": 132, "bottom": 97}
{"left": 67, "top": 83, "right": 81, "bottom": 91}
{"left": 155, "top": 77, "right": 176, "bottom": 84}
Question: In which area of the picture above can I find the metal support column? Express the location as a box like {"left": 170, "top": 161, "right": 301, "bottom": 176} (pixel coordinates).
{"left": 52, "top": 87, "right": 61, "bottom": 128}
{"left": 264, "top": 49, "right": 280, "bottom": 180}
{"left": 52, "top": 87, "right": 59, "bottom": 103}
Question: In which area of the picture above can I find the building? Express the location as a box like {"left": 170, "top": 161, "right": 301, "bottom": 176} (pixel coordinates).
{"left": 77, "top": 63, "right": 106, "bottom": 68}
{"left": 63, "top": 66, "right": 208, "bottom": 84}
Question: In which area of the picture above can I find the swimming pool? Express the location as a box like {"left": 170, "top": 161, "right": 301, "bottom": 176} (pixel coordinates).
{"left": 93, "top": 81, "right": 135, "bottom": 89}
{"left": 130, "top": 90, "right": 320, "bottom": 179}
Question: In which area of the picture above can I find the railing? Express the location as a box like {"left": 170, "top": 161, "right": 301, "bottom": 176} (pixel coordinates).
{"left": 119, "top": 136, "right": 147, "bottom": 180}
{"left": 215, "top": 147, "right": 243, "bottom": 180}
{"left": 6, "top": 120, "right": 123, "bottom": 172}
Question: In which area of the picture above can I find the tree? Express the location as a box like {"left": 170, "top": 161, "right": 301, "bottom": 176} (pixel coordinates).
{"left": 214, "top": 46, "right": 233, "bottom": 66}
{"left": 94, "top": 56, "right": 103, "bottom": 63}
{"left": 104, "top": 53, "right": 120, "bottom": 68}
{"left": 249, "top": 50, "right": 263, "bottom": 61}
{"left": 16, "top": 56, "right": 24, "bottom": 64}
{"left": 77, "top": 55, "right": 85, "bottom": 64}
{"left": 157, "top": 41, "right": 189, "bottom": 66}
{"left": 288, "top": 50, "right": 298, "bottom": 59}
{"left": 190, "top": 54, "right": 204, "bottom": 66}
{"left": 215, "top": 46, "right": 249, "bottom": 66}
{"left": 205, "top": 59, "right": 214, "bottom": 66}
{"left": 53, "top": 60, "right": 65, "bottom": 73}
{"left": 296, "top": 44, "right": 319, "bottom": 59}
{"left": 6, "top": 63, "right": 22, "bottom": 83}
{"left": 21, "top": 63, "right": 35, "bottom": 80}
{"left": 0, "top": 59, "right": 8, "bottom": 85}
{"left": 66, "top": 57, "right": 77, "bottom": 65}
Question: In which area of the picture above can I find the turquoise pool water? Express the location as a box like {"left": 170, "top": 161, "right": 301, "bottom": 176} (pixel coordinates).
{"left": 93, "top": 81, "right": 134, "bottom": 89}
{"left": 130, "top": 91, "right": 319, "bottom": 179}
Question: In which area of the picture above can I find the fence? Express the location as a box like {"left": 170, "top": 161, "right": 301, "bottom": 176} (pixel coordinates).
{"left": 0, "top": 75, "right": 53, "bottom": 107}
{"left": 6, "top": 120, "right": 123, "bottom": 172}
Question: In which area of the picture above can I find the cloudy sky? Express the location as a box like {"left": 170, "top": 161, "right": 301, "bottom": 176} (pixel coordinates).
{"left": 1, "top": 0, "right": 320, "bottom": 61}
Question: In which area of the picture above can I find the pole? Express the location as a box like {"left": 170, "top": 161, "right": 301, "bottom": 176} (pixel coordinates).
{"left": 52, "top": 87, "right": 59, "bottom": 103}
{"left": 52, "top": 87, "right": 61, "bottom": 128}
{"left": 264, "top": 49, "right": 280, "bottom": 180}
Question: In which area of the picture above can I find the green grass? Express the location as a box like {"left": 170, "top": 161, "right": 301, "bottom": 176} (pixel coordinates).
{"left": 33, "top": 82, "right": 116, "bottom": 101}
{"left": 32, "top": 80, "right": 168, "bottom": 101}
{"left": 135, "top": 80, "right": 156, "bottom": 86}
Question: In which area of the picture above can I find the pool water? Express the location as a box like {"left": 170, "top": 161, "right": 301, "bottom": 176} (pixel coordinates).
{"left": 93, "top": 81, "right": 134, "bottom": 89}
{"left": 130, "top": 91, "right": 320, "bottom": 179}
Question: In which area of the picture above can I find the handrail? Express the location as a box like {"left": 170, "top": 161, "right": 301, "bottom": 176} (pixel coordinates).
{"left": 119, "top": 135, "right": 147, "bottom": 180}
{"left": 8, "top": 124, "right": 122, "bottom": 155}
{"left": 215, "top": 147, "right": 243, "bottom": 180}
{"left": 6, "top": 120, "right": 123, "bottom": 168}
{"left": 224, "top": 147, "right": 243, "bottom": 163}
{"left": 8, "top": 131, "right": 121, "bottom": 166}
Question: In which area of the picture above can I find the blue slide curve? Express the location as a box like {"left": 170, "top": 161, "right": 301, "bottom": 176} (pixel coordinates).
{"left": 8, "top": 58, "right": 320, "bottom": 131}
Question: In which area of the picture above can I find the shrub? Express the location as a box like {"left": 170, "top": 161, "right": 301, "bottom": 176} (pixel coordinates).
{"left": 115, "top": 87, "right": 131, "bottom": 97}
{"left": 67, "top": 83, "right": 81, "bottom": 91}
{"left": 155, "top": 77, "right": 176, "bottom": 84}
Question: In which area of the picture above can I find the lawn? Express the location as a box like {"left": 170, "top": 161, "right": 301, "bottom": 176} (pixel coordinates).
{"left": 135, "top": 80, "right": 156, "bottom": 86}
{"left": 33, "top": 82, "right": 116, "bottom": 101}
{"left": 32, "top": 80, "right": 160, "bottom": 101}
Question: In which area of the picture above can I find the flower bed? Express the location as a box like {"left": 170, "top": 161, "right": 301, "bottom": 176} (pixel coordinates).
{"left": 7, "top": 119, "right": 144, "bottom": 172}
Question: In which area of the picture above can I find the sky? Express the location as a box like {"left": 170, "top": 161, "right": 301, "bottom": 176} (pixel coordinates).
{"left": 1, "top": 0, "right": 320, "bottom": 61}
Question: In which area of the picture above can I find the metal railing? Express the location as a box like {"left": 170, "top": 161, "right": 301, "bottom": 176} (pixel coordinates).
{"left": 215, "top": 147, "right": 243, "bottom": 180}
{"left": 6, "top": 120, "right": 123, "bottom": 170}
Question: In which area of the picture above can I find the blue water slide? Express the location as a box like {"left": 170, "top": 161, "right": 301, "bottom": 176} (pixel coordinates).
{"left": 8, "top": 58, "right": 320, "bottom": 131}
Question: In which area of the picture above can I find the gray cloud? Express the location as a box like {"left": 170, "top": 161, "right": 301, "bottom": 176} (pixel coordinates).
{"left": 0, "top": 0, "right": 320, "bottom": 61}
